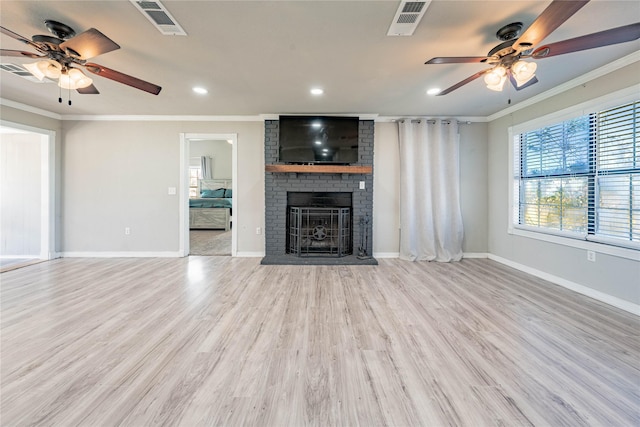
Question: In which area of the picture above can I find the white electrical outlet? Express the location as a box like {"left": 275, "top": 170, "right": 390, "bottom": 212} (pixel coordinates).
{"left": 168, "top": 187, "right": 177, "bottom": 195}
{"left": 125, "top": 227, "right": 131, "bottom": 235}
{"left": 256, "top": 227, "right": 261, "bottom": 235}
{"left": 587, "top": 250, "right": 596, "bottom": 262}
{"left": 359, "top": 181, "right": 365, "bottom": 190}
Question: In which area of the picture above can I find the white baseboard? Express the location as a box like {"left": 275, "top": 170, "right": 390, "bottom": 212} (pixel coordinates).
{"left": 236, "top": 251, "right": 265, "bottom": 258}
{"left": 61, "top": 251, "right": 183, "bottom": 258}
{"left": 373, "top": 252, "right": 399, "bottom": 258}
{"left": 373, "top": 252, "right": 488, "bottom": 259}
{"left": 0, "top": 255, "right": 40, "bottom": 259}
{"left": 463, "top": 252, "right": 489, "bottom": 259}
{"left": 488, "top": 254, "right": 640, "bottom": 316}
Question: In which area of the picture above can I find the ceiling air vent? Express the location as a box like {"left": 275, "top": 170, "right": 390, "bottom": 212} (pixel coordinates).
{"left": 0, "top": 63, "right": 52, "bottom": 83}
{"left": 387, "top": 1, "right": 432, "bottom": 36}
{"left": 130, "top": 0, "right": 187, "bottom": 36}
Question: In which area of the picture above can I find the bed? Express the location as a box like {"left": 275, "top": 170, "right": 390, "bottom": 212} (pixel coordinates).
{"left": 189, "top": 179, "right": 232, "bottom": 230}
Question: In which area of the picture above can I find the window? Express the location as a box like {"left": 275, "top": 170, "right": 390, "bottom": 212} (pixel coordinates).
{"left": 513, "top": 100, "right": 639, "bottom": 249}
{"left": 189, "top": 166, "right": 201, "bottom": 198}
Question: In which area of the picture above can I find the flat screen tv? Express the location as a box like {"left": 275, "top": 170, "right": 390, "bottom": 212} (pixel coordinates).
{"left": 278, "top": 116, "right": 359, "bottom": 164}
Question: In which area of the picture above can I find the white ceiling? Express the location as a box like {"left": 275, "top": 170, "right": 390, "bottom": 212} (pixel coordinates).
{"left": 1, "top": 0, "right": 638, "bottom": 118}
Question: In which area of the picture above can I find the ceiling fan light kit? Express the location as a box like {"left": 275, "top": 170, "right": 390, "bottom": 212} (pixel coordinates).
{"left": 484, "top": 65, "right": 507, "bottom": 91}
{"left": 511, "top": 60, "right": 537, "bottom": 87}
{"left": 58, "top": 68, "right": 93, "bottom": 90}
{"left": 24, "top": 59, "right": 61, "bottom": 80}
{"left": 1, "top": 19, "right": 162, "bottom": 103}
{"left": 424, "top": 0, "right": 640, "bottom": 96}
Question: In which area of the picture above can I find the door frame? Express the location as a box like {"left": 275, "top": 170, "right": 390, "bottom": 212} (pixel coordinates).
{"left": 0, "top": 120, "right": 56, "bottom": 260}
{"left": 179, "top": 133, "right": 238, "bottom": 257}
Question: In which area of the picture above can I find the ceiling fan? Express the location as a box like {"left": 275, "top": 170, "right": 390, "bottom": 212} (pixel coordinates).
{"left": 0, "top": 19, "right": 161, "bottom": 101}
{"left": 425, "top": 0, "right": 640, "bottom": 95}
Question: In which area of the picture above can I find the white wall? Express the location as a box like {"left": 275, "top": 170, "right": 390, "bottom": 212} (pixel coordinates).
{"left": 0, "top": 133, "right": 41, "bottom": 256}
{"left": 373, "top": 122, "right": 400, "bottom": 256}
{"left": 487, "top": 62, "right": 640, "bottom": 306}
{"left": 459, "top": 122, "right": 488, "bottom": 254}
{"left": 189, "top": 139, "right": 232, "bottom": 180}
{"left": 60, "top": 120, "right": 264, "bottom": 255}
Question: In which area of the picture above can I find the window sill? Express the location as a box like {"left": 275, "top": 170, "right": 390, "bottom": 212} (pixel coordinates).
{"left": 508, "top": 226, "right": 640, "bottom": 261}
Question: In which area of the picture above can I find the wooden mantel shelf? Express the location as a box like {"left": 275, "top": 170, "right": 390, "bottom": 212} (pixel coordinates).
{"left": 265, "top": 164, "right": 372, "bottom": 174}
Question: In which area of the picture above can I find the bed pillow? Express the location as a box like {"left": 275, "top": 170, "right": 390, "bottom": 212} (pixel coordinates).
{"left": 201, "top": 188, "right": 225, "bottom": 198}
{"left": 224, "top": 188, "right": 233, "bottom": 198}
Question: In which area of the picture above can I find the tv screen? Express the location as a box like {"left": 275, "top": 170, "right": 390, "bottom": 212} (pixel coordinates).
{"left": 278, "top": 116, "right": 359, "bottom": 164}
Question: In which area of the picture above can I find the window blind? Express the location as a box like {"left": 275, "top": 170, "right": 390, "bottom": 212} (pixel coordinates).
{"left": 594, "top": 101, "right": 639, "bottom": 243}
{"left": 514, "top": 100, "right": 639, "bottom": 249}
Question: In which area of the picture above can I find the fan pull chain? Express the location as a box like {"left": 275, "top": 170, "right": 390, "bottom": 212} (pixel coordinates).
{"left": 68, "top": 85, "right": 72, "bottom": 106}
{"left": 58, "top": 84, "right": 62, "bottom": 104}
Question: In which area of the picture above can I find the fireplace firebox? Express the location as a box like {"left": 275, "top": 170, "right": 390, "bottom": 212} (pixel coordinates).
{"left": 286, "top": 192, "right": 352, "bottom": 257}
{"left": 289, "top": 207, "right": 351, "bottom": 257}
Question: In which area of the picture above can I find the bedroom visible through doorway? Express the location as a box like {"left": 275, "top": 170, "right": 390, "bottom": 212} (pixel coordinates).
{"left": 182, "top": 134, "right": 237, "bottom": 257}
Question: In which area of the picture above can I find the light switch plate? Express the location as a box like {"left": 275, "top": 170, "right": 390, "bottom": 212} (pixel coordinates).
{"left": 359, "top": 181, "right": 365, "bottom": 190}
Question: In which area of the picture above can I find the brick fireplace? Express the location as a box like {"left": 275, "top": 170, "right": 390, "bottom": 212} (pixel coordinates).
{"left": 261, "top": 119, "right": 377, "bottom": 265}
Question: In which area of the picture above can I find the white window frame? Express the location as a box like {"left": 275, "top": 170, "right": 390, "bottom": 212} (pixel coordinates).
{"left": 508, "top": 85, "right": 640, "bottom": 261}
{"left": 188, "top": 165, "right": 202, "bottom": 198}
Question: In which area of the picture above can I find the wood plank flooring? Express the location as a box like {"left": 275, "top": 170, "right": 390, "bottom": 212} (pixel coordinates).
{"left": 190, "top": 230, "right": 231, "bottom": 256}
{"left": 1, "top": 257, "right": 638, "bottom": 426}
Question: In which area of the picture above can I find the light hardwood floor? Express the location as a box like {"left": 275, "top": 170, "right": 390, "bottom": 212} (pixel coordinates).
{"left": 1, "top": 257, "right": 638, "bottom": 426}
{"left": 190, "top": 230, "right": 231, "bottom": 256}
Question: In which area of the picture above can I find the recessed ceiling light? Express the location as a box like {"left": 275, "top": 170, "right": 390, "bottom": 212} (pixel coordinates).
{"left": 427, "top": 88, "right": 441, "bottom": 96}
{"left": 193, "top": 87, "right": 208, "bottom": 95}
{"left": 310, "top": 88, "right": 324, "bottom": 95}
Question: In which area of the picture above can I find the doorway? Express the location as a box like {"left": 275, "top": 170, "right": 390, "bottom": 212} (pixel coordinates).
{"left": 180, "top": 133, "right": 237, "bottom": 257}
{"left": 0, "top": 122, "right": 55, "bottom": 271}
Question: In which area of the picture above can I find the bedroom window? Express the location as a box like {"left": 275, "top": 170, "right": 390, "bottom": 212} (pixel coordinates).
{"left": 189, "top": 166, "right": 202, "bottom": 198}
{"left": 513, "top": 100, "right": 639, "bottom": 250}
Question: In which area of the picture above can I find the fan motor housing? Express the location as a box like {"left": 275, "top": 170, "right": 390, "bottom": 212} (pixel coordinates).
{"left": 45, "top": 20, "right": 75, "bottom": 39}
{"left": 496, "top": 22, "right": 523, "bottom": 41}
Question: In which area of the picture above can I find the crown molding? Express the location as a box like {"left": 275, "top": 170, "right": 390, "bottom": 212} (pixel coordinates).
{"left": 0, "top": 98, "right": 62, "bottom": 120}
{"left": 61, "top": 114, "right": 265, "bottom": 121}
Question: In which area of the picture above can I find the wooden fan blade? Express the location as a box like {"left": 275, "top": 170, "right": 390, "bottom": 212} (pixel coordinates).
{"left": 437, "top": 69, "right": 492, "bottom": 96}
{"left": 76, "top": 84, "right": 100, "bottom": 94}
{"left": 84, "top": 63, "right": 161, "bottom": 95}
{"left": 532, "top": 22, "right": 640, "bottom": 58}
{"left": 425, "top": 56, "right": 488, "bottom": 64}
{"left": 0, "top": 26, "right": 42, "bottom": 50}
{"left": 60, "top": 28, "right": 120, "bottom": 60}
{"left": 514, "top": 0, "right": 590, "bottom": 51}
{"left": 0, "top": 49, "right": 43, "bottom": 58}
